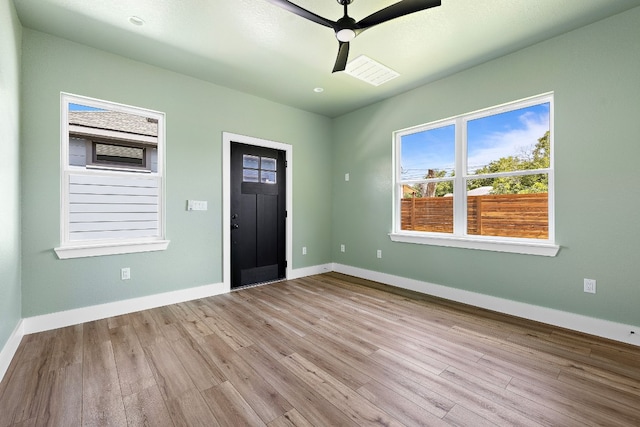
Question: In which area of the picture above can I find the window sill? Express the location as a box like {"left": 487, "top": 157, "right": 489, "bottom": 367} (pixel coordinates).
{"left": 54, "top": 240, "right": 170, "bottom": 259}
{"left": 389, "top": 232, "right": 559, "bottom": 257}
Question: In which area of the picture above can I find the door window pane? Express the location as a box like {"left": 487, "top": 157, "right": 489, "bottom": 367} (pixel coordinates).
{"left": 243, "top": 169, "right": 259, "bottom": 182}
{"left": 261, "top": 157, "right": 276, "bottom": 171}
{"left": 243, "top": 155, "right": 259, "bottom": 169}
{"left": 261, "top": 171, "right": 276, "bottom": 184}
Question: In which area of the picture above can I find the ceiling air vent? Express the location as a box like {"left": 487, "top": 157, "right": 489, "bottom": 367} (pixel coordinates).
{"left": 344, "top": 55, "right": 400, "bottom": 86}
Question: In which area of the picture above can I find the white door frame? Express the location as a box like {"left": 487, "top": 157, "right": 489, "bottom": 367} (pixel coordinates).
{"left": 222, "top": 132, "right": 293, "bottom": 291}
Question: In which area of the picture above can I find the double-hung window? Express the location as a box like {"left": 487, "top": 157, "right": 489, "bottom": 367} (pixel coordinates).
{"left": 391, "top": 93, "right": 558, "bottom": 256}
{"left": 55, "top": 93, "right": 169, "bottom": 259}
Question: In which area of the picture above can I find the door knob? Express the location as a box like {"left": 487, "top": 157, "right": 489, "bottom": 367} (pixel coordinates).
{"left": 231, "top": 223, "right": 239, "bottom": 229}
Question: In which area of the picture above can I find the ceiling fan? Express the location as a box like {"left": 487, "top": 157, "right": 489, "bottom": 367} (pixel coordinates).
{"left": 265, "top": 0, "right": 441, "bottom": 73}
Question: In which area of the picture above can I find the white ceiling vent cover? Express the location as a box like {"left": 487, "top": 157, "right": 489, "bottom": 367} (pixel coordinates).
{"left": 344, "top": 55, "right": 400, "bottom": 86}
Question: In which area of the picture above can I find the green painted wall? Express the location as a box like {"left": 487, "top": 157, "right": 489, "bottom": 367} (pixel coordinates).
{"left": 331, "top": 7, "right": 640, "bottom": 327}
{"left": 20, "top": 30, "right": 332, "bottom": 317}
{"left": 0, "top": 1, "right": 22, "bottom": 349}
{"left": 14, "top": 5, "right": 640, "bottom": 331}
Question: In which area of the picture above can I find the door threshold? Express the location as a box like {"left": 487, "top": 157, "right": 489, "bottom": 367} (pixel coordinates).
{"left": 231, "top": 277, "right": 286, "bottom": 292}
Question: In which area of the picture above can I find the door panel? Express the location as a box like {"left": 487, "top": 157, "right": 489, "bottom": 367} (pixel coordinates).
{"left": 231, "top": 142, "right": 286, "bottom": 288}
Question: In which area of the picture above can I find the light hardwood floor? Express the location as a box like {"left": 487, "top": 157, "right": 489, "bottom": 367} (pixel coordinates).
{"left": 1, "top": 272, "right": 639, "bottom": 426}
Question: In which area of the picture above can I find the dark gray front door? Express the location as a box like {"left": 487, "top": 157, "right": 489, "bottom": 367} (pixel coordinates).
{"left": 230, "top": 142, "right": 286, "bottom": 288}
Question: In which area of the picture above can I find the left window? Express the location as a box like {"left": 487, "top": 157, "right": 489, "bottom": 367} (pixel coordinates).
{"left": 55, "top": 93, "right": 169, "bottom": 259}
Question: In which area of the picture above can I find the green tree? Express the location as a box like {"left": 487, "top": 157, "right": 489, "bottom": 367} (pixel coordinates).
{"left": 471, "top": 131, "right": 549, "bottom": 195}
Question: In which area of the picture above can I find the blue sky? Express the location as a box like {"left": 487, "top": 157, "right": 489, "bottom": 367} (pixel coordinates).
{"left": 69, "top": 103, "right": 105, "bottom": 112}
{"left": 401, "top": 103, "right": 550, "bottom": 180}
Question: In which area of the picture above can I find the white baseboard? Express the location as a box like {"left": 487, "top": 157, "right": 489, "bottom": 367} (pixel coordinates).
{"left": 23, "top": 282, "right": 227, "bottom": 335}
{"left": 289, "top": 263, "right": 333, "bottom": 280}
{"left": 332, "top": 263, "right": 640, "bottom": 347}
{"left": 0, "top": 320, "right": 24, "bottom": 384}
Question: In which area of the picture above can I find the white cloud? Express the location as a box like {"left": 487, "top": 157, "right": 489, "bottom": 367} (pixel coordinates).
{"left": 466, "top": 111, "right": 549, "bottom": 172}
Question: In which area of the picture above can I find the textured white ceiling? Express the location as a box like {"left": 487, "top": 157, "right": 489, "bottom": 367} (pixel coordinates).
{"left": 13, "top": 0, "right": 640, "bottom": 117}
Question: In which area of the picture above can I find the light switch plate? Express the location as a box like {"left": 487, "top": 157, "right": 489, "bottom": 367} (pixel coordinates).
{"left": 187, "top": 200, "right": 208, "bottom": 211}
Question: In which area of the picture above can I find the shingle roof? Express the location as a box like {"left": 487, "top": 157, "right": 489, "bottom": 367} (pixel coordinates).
{"left": 69, "top": 111, "right": 158, "bottom": 137}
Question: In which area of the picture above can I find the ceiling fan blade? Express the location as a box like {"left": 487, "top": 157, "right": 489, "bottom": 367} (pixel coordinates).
{"left": 332, "top": 41, "right": 350, "bottom": 73}
{"left": 357, "top": 0, "right": 441, "bottom": 29}
{"left": 263, "top": 0, "right": 334, "bottom": 28}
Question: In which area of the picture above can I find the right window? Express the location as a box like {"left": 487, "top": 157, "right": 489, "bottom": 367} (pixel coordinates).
{"left": 392, "top": 93, "right": 558, "bottom": 256}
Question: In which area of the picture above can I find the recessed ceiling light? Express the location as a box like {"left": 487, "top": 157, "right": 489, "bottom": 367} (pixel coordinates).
{"left": 128, "top": 16, "right": 145, "bottom": 26}
{"left": 313, "top": 87, "right": 324, "bottom": 93}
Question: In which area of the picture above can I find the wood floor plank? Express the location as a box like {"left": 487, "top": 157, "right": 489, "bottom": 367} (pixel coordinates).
{"left": 122, "top": 384, "right": 173, "bottom": 427}
{"left": 82, "top": 341, "right": 127, "bottom": 426}
{"left": 130, "top": 309, "right": 165, "bottom": 347}
{"left": 266, "top": 409, "right": 313, "bottom": 427}
{"left": 441, "top": 366, "right": 578, "bottom": 427}
{"left": 0, "top": 339, "right": 55, "bottom": 425}
{"left": 442, "top": 404, "right": 498, "bottom": 427}
{"left": 169, "top": 337, "right": 226, "bottom": 391}
{"left": 49, "top": 324, "right": 83, "bottom": 371}
{"left": 236, "top": 345, "right": 359, "bottom": 427}
{"left": 109, "top": 324, "right": 155, "bottom": 396}
{"left": 82, "top": 319, "right": 111, "bottom": 347}
{"left": 35, "top": 363, "right": 83, "bottom": 426}
{"left": 143, "top": 339, "right": 196, "bottom": 402}
{"left": 165, "top": 388, "right": 219, "bottom": 427}
{"left": 198, "top": 333, "right": 293, "bottom": 423}
{"left": 356, "top": 379, "right": 450, "bottom": 427}
{"left": 280, "top": 352, "right": 405, "bottom": 427}
{"left": 201, "top": 381, "right": 266, "bottom": 427}
{"left": 507, "top": 374, "right": 640, "bottom": 426}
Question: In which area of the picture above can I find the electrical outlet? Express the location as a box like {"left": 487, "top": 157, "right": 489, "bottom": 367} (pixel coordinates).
{"left": 121, "top": 267, "right": 131, "bottom": 280}
{"left": 584, "top": 278, "right": 596, "bottom": 294}
{"left": 340, "top": 244, "right": 345, "bottom": 253}
{"left": 376, "top": 249, "right": 382, "bottom": 259}
{"left": 345, "top": 173, "right": 350, "bottom": 181}
{"left": 302, "top": 246, "right": 307, "bottom": 255}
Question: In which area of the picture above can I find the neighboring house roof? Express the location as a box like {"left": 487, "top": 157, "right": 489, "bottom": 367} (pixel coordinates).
{"left": 69, "top": 111, "right": 158, "bottom": 137}
{"left": 467, "top": 186, "right": 493, "bottom": 196}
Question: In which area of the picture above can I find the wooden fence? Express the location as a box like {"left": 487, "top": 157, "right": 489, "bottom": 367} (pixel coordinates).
{"left": 401, "top": 193, "right": 548, "bottom": 239}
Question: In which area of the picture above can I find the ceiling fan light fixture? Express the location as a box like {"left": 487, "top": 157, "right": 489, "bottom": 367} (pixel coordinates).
{"left": 336, "top": 28, "right": 356, "bottom": 42}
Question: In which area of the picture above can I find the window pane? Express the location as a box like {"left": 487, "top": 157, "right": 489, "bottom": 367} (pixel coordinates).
{"left": 261, "top": 157, "right": 276, "bottom": 171}
{"left": 466, "top": 176, "right": 548, "bottom": 239}
{"left": 467, "top": 103, "right": 550, "bottom": 175}
{"left": 261, "top": 170, "right": 276, "bottom": 184}
{"left": 400, "top": 124, "right": 455, "bottom": 181}
{"left": 400, "top": 183, "right": 454, "bottom": 234}
{"left": 243, "top": 155, "right": 259, "bottom": 169}
{"left": 243, "top": 169, "right": 259, "bottom": 182}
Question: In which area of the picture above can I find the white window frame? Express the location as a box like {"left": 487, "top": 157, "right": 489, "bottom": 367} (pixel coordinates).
{"left": 390, "top": 93, "right": 559, "bottom": 256}
{"left": 55, "top": 93, "right": 169, "bottom": 259}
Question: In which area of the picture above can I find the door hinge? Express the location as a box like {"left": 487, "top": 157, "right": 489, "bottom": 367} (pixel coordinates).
{"left": 285, "top": 261, "right": 288, "bottom": 268}
{"left": 285, "top": 160, "right": 288, "bottom": 167}
{"left": 285, "top": 210, "right": 288, "bottom": 218}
